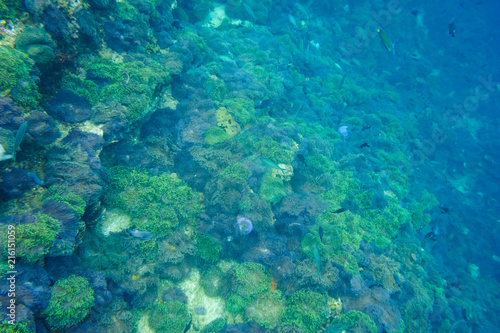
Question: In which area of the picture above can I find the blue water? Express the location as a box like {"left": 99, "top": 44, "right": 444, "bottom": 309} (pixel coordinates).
{"left": 0, "top": 0, "right": 499, "bottom": 332}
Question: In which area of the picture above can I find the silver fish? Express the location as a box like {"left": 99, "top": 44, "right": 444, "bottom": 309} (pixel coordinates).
{"left": 126, "top": 229, "right": 154, "bottom": 240}
{"left": 12, "top": 121, "right": 27, "bottom": 161}
{"left": 313, "top": 246, "right": 321, "bottom": 281}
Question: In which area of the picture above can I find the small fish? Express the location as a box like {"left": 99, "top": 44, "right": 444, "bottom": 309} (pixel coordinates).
{"left": 256, "top": 99, "right": 273, "bottom": 109}
{"left": 448, "top": 21, "right": 456, "bottom": 37}
{"left": 333, "top": 208, "right": 345, "bottom": 214}
{"left": 126, "top": 229, "right": 154, "bottom": 240}
{"left": 338, "top": 125, "right": 348, "bottom": 141}
{"left": 289, "top": 14, "right": 298, "bottom": 29}
{"left": 0, "top": 144, "right": 13, "bottom": 161}
{"left": 218, "top": 55, "right": 236, "bottom": 65}
{"left": 359, "top": 142, "right": 370, "bottom": 148}
{"left": 26, "top": 171, "right": 45, "bottom": 187}
{"left": 393, "top": 273, "right": 401, "bottom": 287}
{"left": 12, "top": 121, "right": 28, "bottom": 161}
{"left": 260, "top": 157, "right": 285, "bottom": 173}
{"left": 313, "top": 246, "right": 321, "bottom": 281}
{"left": 425, "top": 231, "right": 436, "bottom": 240}
{"left": 297, "top": 154, "right": 307, "bottom": 166}
{"left": 319, "top": 226, "right": 323, "bottom": 243}
{"left": 294, "top": 3, "right": 309, "bottom": 19}
{"left": 183, "top": 314, "right": 192, "bottom": 333}
{"left": 338, "top": 71, "right": 348, "bottom": 90}
{"left": 377, "top": 29, "right": 395, "bottom": 54}
{"left": 242, "top": 2, "right": 255, "bottom": 21}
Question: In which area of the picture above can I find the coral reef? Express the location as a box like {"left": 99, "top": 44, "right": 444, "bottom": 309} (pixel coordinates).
{"left": 43, "top": 275, "right": 95, "bottom": 329}
{"left": 149, "top": 300, "right": 191, "bottom": 333}
{"left": 104, "top": 167, "right": 203, "bottom": 236}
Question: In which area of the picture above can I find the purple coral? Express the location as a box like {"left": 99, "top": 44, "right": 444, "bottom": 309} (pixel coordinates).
{"left": 237, "top": 217, "right": 253, "bottom": 235}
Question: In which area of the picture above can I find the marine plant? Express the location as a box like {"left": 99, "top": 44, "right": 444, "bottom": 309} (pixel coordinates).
{"left": 331, "top": 310, "right": 377, "bottom": 333}
{"left": 204, "top": 126, "right": 232, "bottom": 146}
{"left": 223, "top": 97, "right": 256, "bottom": 126}
{"left": 200, "top": 265, "right": 227, "bottom": 297}
{"left": 14, "top": 213, "right": 61, "bottom": 263}
{"left": 282, "top": 289, "right": 327, "bottom": 333}
{"left": 43, "top": 186, "right": 87, "bottom": 217}
{"left": 259, "top": 171, "right": 289, "bottom": 205}
{"left": 63, "top": 57, "right": 171, "bottom": 121}
{"left": 254, "top": 136, "right": 295, "bottom": 164}
{"left": 0, "top": 321, "right": 30, "bottom": 333}
{"left": 149, "top": 300, "right": 190, "bottom": 333}
{"left": 232, "top": 262, "right": 271, "bottom": 299}
{"left": 105, "top": 166, "right": 203, "bottom": 236}
{"left": 200, "top": 317, "right": 227, "bottom": 333}
{"left": 0, "top": 46, "right": 41, "bottom": 108}
{"left": 43, "top": 275, "right": 95, "bottom": 329}
{"left": 245, "top": 290, "right": 285, "bottom": 328}
{"left": 196, "top": 234, "right": 222, "bottom": 262}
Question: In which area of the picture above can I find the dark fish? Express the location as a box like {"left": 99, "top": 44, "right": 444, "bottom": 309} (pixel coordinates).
{"left": 338, "top": 71, "right": 348, "bottom": 90}
{"left": 319, "top": 226, "right": 323, "bottom": 243}
{"left": 126, "top": 229, "right": 154, "bottom": 240}
{"left": 12, "top": 121, "right": 28, "bottom": 161}
{"left": 440, "top": 206, "right": 451, "bottom": 214}
{"left": 333, "top": 208, "right": 345, "bottom": 214}
{"left": 425, "top": 231, "right": 436, "bottom": 241}
{"left": 448, "top": 21, "right": 456, "bottom": 37}
{"left": 393, "top": 273, "right": 401, "bottom": 287}
{"left": 257, "top": 99, "right": 273, "bottom": 109}
{"left": 361, "top": 125, "right": 371, "bottom": 131}
{"left": 297, "top": 154, "right": 307, "bottom": 166}
{"left": 184, "top": 314, "right": 192, "bottom": 333}
{"left": 27, "top": 172, "right": 44, "bottom": 187}
{"left": 359, "top": 142, "right": 370, "bottom": 148}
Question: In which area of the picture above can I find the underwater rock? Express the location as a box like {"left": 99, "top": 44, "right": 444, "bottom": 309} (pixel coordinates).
{"left": 42, "top": 200, "right": 84, "bottom": 257}
{"left": 44, "top": 153, "right": 104, "bottom": 208}
{"left": 0, "top": 168, "right": 40, "bottom": 198}
{"left": 162, "top": 287, "right": 188, "bottom": 304}
{"left": 103, "top": 21, "right": 145, "bottom": 53}
{"left": 46, "top": 90, "right": 93, "bottom": 123}
{"left": 26, "top": 110, "right": 61, "bottom": 146}
{"left": 87, "top": 0, "right": 113, "bottom": 9}
{"left": 42, "top": 6, "right": 70, "bottom": 39}
{"left": 24, "top": 0, "right": 50, "bottom": 16}
{"left": 0, "top": 97, "right": 24, "bottom": 131}
{"left": 75, "top": 11, "right": 100, "bottom": 48}
{"left": 15, "top": 27, "right": 56, "bottom": 68}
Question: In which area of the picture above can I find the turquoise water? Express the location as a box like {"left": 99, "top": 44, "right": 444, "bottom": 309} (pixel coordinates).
{"left": 0, "top": 0, "right": 499, "bottom": 332}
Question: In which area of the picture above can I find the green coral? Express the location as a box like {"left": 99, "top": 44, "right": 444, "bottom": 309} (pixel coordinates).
{"left": 43, "top": 275, "right": 95, "bottom": 329}
{"left": 43, "top": 187, "right": 87, "bottom": 218}
{"left": 0, "top": 46, "right": 40, "bottom": 108}
{"left": 200, "top": 317, "right": 227, "bottom": 333}
{"left": 330, "top": 310, "right": 377, "bottom": 333}
{"left": 15, "top": 27, "right": 56, "bottom": 67}
{"left": 149, "top": 300, "right": 190, "bottom": 333}
{"left": 105, "top": 167, "right": 203, "bottom": 236}
{"left": 200, "top": 265, "right": 226, "bottom": 297}
{"left": 226, "top": 294, "right": 247, "bottom": 314}
{"left": 196, "top": 234, "right": 222, "bottom": 262}
{"left": 233, "top": 262, "right": 271, "bottom": 299}
{"left": 0, "top": 321, "right": 30, "bottom": 333}
{"left": 215, "top": 107, "right": 240, "bottom": 136}
{"left": 204, "top": 126, "right": 232, "bottom": 146}
{"left": 65, "top": 57, "right": 171, "bottom": 121}
{"left": 14, "top": 213, "right": 61, "bottom": 263}
{"left": 223, "top": 97, "right": 255, "bottom": 125}
{"left": 245, "top": 290, "right": 285, "bottom": 328}
{"left": 0, "top": 0, "right": 21, "bottom": 19}
{"left": 255, "top": 136, "right": 295, "bottom": 164}
{"left": 282, "top": 289, "right": 326, "bottom": 333}
{"left": 220, "top": 162, "right": 250, "bottom": 181}
{"left": 259, "top": 171, "right": 289, "bottom": 205}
